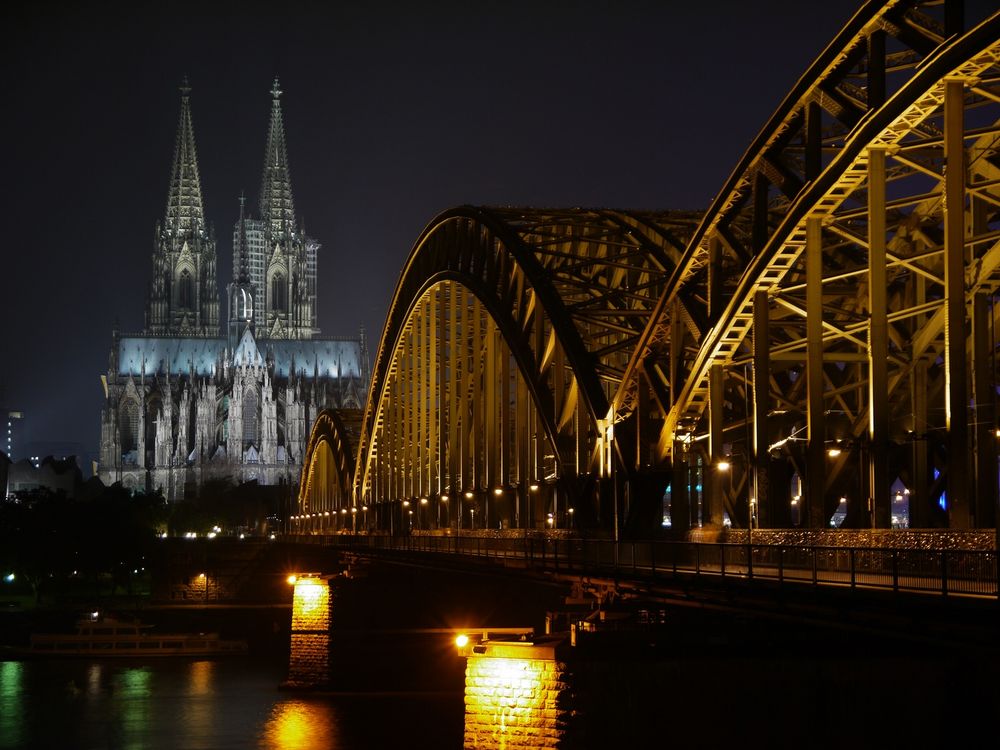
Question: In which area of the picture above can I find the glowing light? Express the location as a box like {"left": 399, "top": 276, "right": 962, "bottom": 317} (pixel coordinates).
{"left": 440, "top": 495, "right": 449, "bottom": 502}
{"left": 420, "top": 497, "right": 428, "bottom": 505}
{"left": 529, "top": 483, "right": 539, "bottom": 492}
{"left": 287, "top": 574, "right": 298, "bottom": 585}
{"left": 402, "top": 500, "right": 410, "bottom": 507}
{"left": 493, "top": 488, "right": 503, "bottom": 496}
{"left": 717, "top": 460, "right": 731, "bottom": 471}
{"left": 465, "top": 491, "right": 474, "bottom": 499}
{"left": 839, "top": 496, "right": 847, "bottom": 504}
{"left": 197, "top": 572, "right": 206, "bottom": 579}
{"left": 827, "top": 447, "right": 842, "bottom": 458}
{"left": 3, "top": 573, "right": 14, "bottom": 583}
{"left": 455, "top": 633, "right": 469, "bottom": 648}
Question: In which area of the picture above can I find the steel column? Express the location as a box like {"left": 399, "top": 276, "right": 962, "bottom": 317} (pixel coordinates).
{"left": 943, "top": 77, "right": 970, "bottom": 528}
{"left": 806, "top": 216, "right": 827, "bottom": 527}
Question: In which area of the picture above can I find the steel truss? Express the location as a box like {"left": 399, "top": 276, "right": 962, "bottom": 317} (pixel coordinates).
{"left": 294, "top": 409, "right": 362, "bottom": 533}
{"left": 618, "top": 0, "right": 1000, "bottom": 530}
{"left": 352, "top": 207, "right": 699, "bottom": 530}
{"left": 299, "top": 1, "right": 1000, "bottom": 534}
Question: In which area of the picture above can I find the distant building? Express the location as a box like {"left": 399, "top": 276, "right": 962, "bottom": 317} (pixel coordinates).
{"left": 1, "top": 409, "right": 24, "bottom": 461}
{"left": 6, "top": 455, "right": 84, "bottom": 498}
{"left": 97, "top": 79, "right": 369, "bottom": 499}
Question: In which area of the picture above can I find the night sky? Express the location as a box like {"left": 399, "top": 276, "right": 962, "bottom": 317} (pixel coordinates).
{"left": 1, "top": 0, "right": 867, "bottom": 468}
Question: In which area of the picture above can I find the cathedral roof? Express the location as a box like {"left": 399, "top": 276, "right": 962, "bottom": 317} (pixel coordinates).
{"left": 164, "top": 78, "right": 206, "bottom": 237}
{"left": 233, "top": 327, "right": 263, "bottom": 366}
{"left": 117, "top": 335, "right": 364, "bottom": 380}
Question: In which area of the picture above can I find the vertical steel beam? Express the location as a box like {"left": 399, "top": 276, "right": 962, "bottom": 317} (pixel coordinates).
{"left": 943, "top": 77, "right": 970, "bottom": 528}
{"left": 806, "top": 216, "right": 827, "bottom": 527}
{"left": 707, "top": 364, "right": 725, "bottom": 527}
{"left": 708, "top": 235, "right": 723, "bottom": 327}
{"left": 752, "top": 290, "right": 770, "bottom": 528}
{"left": 868, "top": 147, "right": 889, "bottom": 528}
{"left": 805, "top": 101, "right": 822, "bottom": 183}
{"left": 752, "top": 172, "right": 769, "bottom": 254}
{"left": 973, "top": 293, "right": 997, "bottom": 528}
{"left": 867, "top": 31, "right": 886, "bottom": 111}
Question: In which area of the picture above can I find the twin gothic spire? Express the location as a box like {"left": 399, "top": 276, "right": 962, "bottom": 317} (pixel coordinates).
{"left": 163, "top": 76, "right": 297, "bottom": 241}
{"left": 153, "top": 77, "right": 306, "bottom": 338}
{"left": 259, "top": 77, "right": 297, "bottom": 236}
{"left": 164, "top": 77, "right": 205, "bottom": 237}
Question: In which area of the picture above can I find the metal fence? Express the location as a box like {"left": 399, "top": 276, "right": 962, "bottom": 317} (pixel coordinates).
{"left": 289, "top": 533, "right": 998, "bottom": 598}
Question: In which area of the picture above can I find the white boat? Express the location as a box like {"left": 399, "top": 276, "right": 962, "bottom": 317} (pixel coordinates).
{"left": 28, "top": 612, "right": 248, "bottom": 657}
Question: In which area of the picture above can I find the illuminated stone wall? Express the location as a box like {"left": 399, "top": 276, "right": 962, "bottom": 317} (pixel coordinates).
{"left": 286, "top": 576, "right": 333, "bottom": 688}
{"left": 464, "top": 642, "right": 575, "bottom": 748}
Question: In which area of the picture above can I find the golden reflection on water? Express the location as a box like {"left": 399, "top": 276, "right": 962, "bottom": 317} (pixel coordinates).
{"left": 260, "top": 699, "right": 339, "bottom": 750}
{"left": 0, "top": 661, "right": 24, "bottom": 748}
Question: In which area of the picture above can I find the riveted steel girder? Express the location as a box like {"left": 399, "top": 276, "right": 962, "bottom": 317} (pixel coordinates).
{"left": 628, "top": 1, "right": 1000, "bottom": 529}
{"left": 353, "top": 207, "right": 699, "bottom": 525}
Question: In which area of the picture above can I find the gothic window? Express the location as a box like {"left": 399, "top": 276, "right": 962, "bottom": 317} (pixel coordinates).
{"left": 178, "top": 269, "right": 193, "bottom": 309}
{"left": 271, "top": 273, "right": 286, "bottom": 313}
{"left": 243, "top": 388, "right": 259, "bottom": 446}
{"left": 120, "top": 399, "right": 140, "bottom": 454}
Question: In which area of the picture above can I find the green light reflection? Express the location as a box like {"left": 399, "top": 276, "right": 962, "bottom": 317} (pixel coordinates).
{"left": 0, "top": 661, "right": 24, "bottom": 748}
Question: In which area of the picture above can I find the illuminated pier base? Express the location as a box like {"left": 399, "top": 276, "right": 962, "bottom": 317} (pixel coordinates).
{"left": 464, "top": 639, "right": 574, "bottom": 748}
{"left": 284, "top": 573, "right": 334, "bottom": 689}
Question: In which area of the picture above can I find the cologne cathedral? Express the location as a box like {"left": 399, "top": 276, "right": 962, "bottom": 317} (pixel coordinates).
{"left": 97, "top": 79, "right": 368, "bottom": 499}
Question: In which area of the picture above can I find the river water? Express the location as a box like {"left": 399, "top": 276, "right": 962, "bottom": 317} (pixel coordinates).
{"left": 0, "top": 657, "right": 463, "bottom": 749}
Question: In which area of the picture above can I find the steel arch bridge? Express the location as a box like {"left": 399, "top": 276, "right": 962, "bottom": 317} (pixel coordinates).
{"left": 297, "top": 0, "right": 1000, "bottom": 535}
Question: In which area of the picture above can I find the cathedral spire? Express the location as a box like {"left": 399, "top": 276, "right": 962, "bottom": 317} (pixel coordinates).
{"left": 259, "top": 76, "right": 296, "bottom": 235}
{"left": 236, "top": 192, "right": 250, "bottom": 284}
{"left": 165, "top": 77, "right": 206, "bottom": 236}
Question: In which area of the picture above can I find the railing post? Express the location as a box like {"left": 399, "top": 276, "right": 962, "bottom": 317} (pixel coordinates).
{"left": 695, "top": 544, "right": 701, "bottom": 576}
{"left": 812, "top": 547, "right": 818, "bottom": 586}
{"left": 849, "top": 548, "right": 856, "bottom": 589}
{"left": 941, "top": 550, "right": 948, "bottom": 597}
{"left": 778, "top": 547, "right": 784, "bottom": 584}
{"left": 720, "top": 544, "right": 726, "bottom": 578}
{"left": 650, "top": 541, "right": 656, "bottom": 575}
{"left": 747, "top": 543, "right": 753, "bottom": 580}
{"left": 892, "top": 549, "right": 899, "bottom": 593}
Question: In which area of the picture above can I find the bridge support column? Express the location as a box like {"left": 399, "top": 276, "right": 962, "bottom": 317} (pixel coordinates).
{"left": 284, "top": 573, "right": 334, "bottom": 689}
{"left": 463, "top": 639, "right": 573, "bottom": 748}
{"left": 752, "top": 290, "right": 770, "bottom": 528}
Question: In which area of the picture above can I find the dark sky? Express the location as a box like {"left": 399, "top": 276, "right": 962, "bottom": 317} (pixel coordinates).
{"left": 1, "top": 0, "right": 866, "bottom": 466}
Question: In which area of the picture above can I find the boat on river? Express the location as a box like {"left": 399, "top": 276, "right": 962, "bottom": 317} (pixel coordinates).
{"left": 27, "top": 611, "right": 248, "bottom": 657}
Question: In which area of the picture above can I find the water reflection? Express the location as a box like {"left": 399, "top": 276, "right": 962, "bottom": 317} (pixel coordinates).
{"left": 185, "top": 660, "right": 216, "bottom": 742}
{"left": 0, "top": 661, "right": 24, "bottom": 748}
{"left": 260, "top": 699, "right": 340, "bottom": 750}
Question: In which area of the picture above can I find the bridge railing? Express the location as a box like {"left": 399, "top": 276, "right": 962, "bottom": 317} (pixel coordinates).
{"left": 291, "top": 534, "right": 998, "bottom": 598}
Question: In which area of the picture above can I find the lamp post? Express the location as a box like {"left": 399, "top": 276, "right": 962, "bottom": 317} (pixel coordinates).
{"left": 463, "top": 490, "right": 474, "bottom": 532}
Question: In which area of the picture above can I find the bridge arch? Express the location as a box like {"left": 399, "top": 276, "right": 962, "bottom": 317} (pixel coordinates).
{"left": 619, "top": 2, "right": 1000, "bottom": 530}
{"left": 295, "top": 409, "right": 362, "bottom": 533}
{"left": 354, "top": 207, "right": 699, "bottom": 530}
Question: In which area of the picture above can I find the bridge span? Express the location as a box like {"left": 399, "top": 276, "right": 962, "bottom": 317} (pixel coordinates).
{"left": 297, "top": 1, "right": 1000, "bottom": 542}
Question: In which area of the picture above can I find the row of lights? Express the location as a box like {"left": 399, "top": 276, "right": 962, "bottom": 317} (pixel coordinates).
{"left": 291, "top": 507, "right": 367, "bottom": 521}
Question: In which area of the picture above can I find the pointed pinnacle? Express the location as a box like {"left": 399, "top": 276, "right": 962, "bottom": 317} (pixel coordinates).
{"left": 271, "top": 76, "right": 282, "bottom": 99}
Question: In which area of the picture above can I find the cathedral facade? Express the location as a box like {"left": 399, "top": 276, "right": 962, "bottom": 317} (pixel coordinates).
{"left": 97, "top": 79, "right": 368, "bottom": 500}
